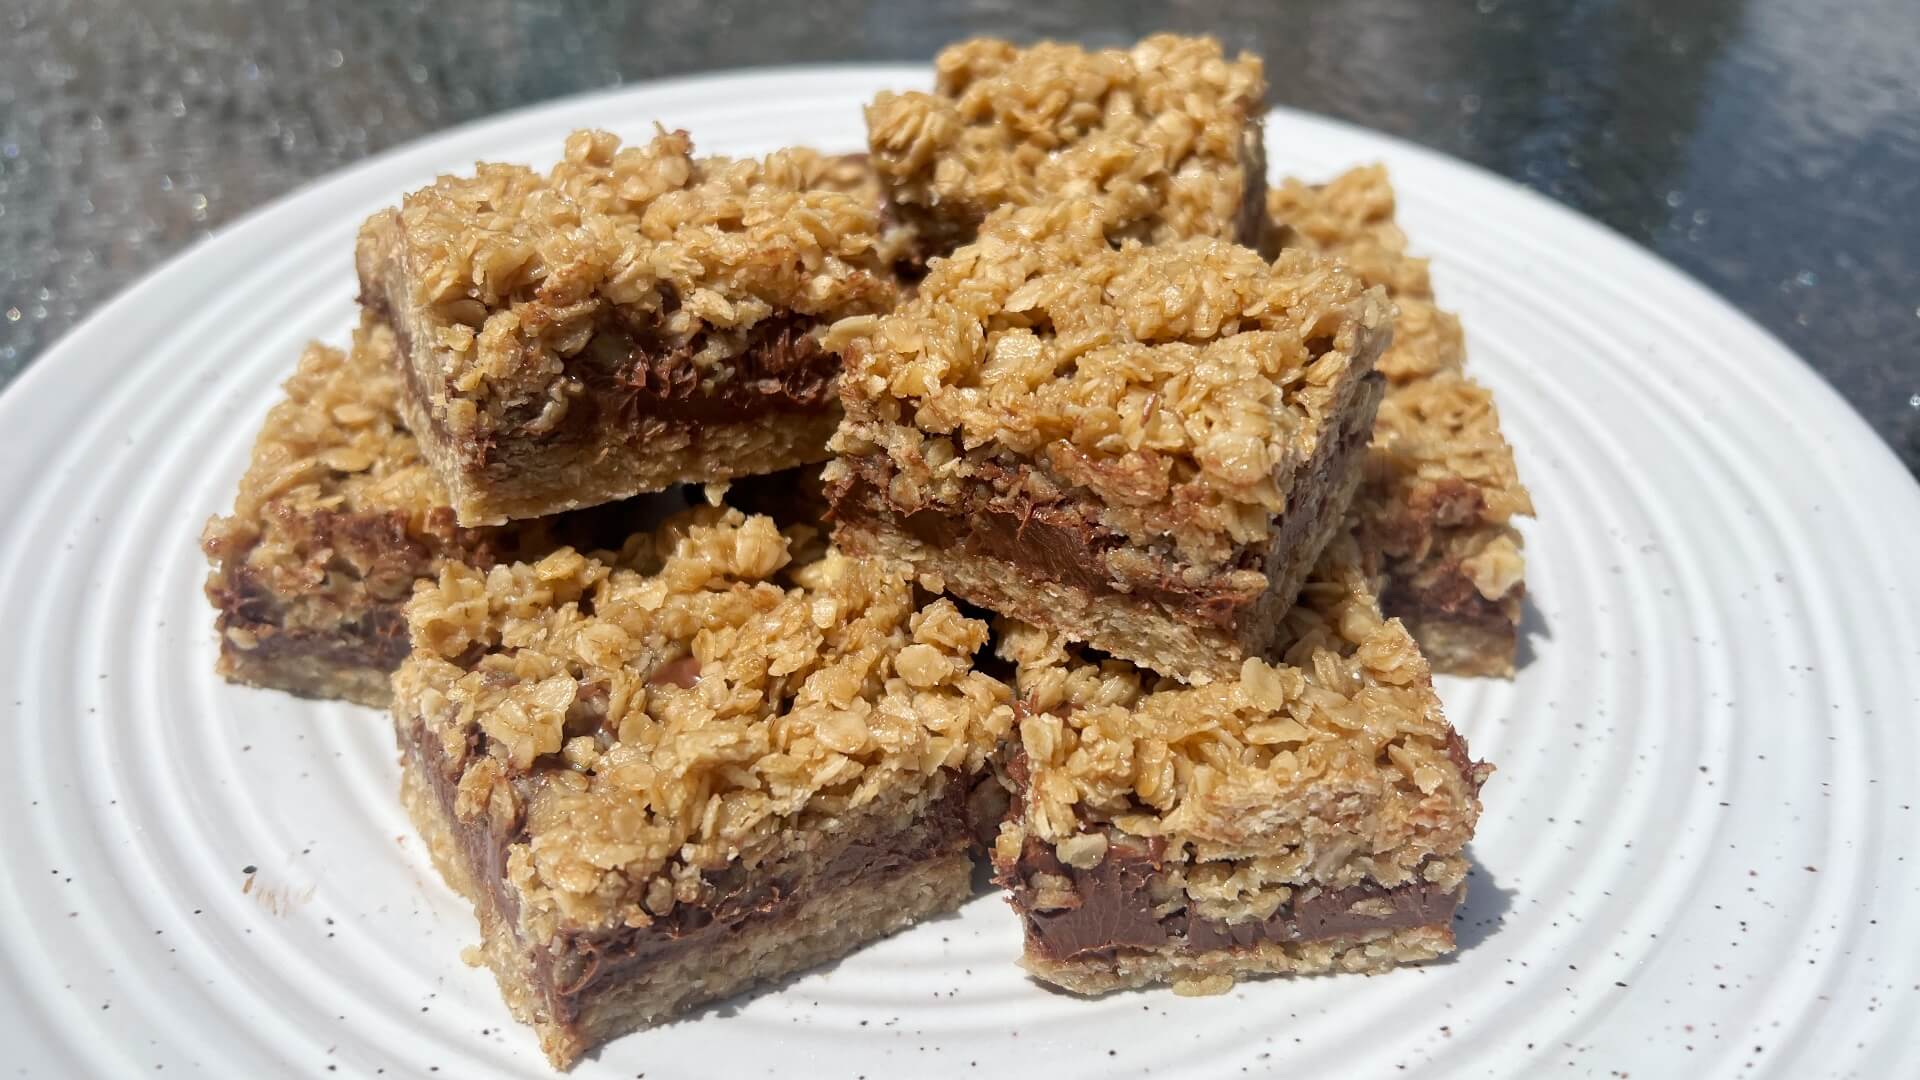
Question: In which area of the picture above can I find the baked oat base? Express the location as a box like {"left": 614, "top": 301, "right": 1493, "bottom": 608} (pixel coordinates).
{"left": 400, "top": 389, "right": 840, "bottom": 526}
{"left": 1394, "top": 609, "right": 1520, "bottom": 679}
{"left": 1020, "top": 923, "right": 1456, "bottom": 996}
{"left": 833, "top": 464, "right": 1360, "bottom": 685}
{"left": 832, "top": 517, "right": 1235, "bottom": 682}
{"left": 214, "top": 638, "right": 394, "bottom": 708}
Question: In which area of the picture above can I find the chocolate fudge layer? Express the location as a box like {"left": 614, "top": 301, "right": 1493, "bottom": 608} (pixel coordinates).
{"left": 826, "top": 198, "right": 1390, "bottom": 683}
{"left": 390, "top": 507, "right": 1015, "bottom": 1066}
{"left": 201, "top": 319, "right": 673, "bottom": 707}
{"left": 865, "top": 34, "right": 1270, "bottom": 264}
{"left": 356, "top": 129, "right": 898, "bottom": 526}
{"left": 1006, "top": 828, "right": 1462, "bottom": 968}
{"left": 992, "top": 531, "right": 1489, "bottom": 995}
{"left": 1268, "top": 166, "right": 1533, "bottom": 676}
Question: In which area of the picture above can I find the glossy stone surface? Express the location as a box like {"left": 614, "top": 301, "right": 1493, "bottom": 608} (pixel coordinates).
{"left": 2, "top": 0, "right": 1915, "bottom": 472}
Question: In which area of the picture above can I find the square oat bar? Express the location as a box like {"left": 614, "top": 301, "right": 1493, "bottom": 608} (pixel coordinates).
{"left": 1364, "top": 373, "right": 1531, "bottom": 675}
{"left": 1268, "top": 166, "right": 1534, "bottom": 675}
{"left": 201, "top": 317, "right": 660, "bottom": 707}
{"left": 991, "top": 531, "right": 1489, "bottom": 994}
{"left": 866, "top": 34, "right": 1270, "bottom": 264}
{"left": 356, "top": 129, "right": 899, "bottom": 526}
{"left": 824, "top": 198, "right": 1389, "bottom": 684}
{"left": 392, "top": 507, "right": 1015, "bottom": 1067}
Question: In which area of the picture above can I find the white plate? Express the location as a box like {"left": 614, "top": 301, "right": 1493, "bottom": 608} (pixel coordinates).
{"left": 2, "top": 66, "right": 1917, "bottom": 1079}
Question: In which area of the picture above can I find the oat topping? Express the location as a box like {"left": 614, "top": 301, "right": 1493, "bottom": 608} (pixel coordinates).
{"left": 1270, "top": 165, "right": 1533, "bottom": 555}
{"left": 995, "top": 533, "right": 1485, "bottom": 895}
{"left": 867, "top": 34, "right": 1266, "bottom": 249}
{"left": 393, "top": 507, "right": 1015, "bottom": 935}
{"left": 1268, "top": 165, "right": 1463, "bottom": 383}
{"left": 1366, "top": 370, "right": 1534, "bottom": 549}
{"left": 827, "top": 198, "right": 1389, "bottom": 560}
{"left": 212, "top": 319, "right": 447, "bottom": 529}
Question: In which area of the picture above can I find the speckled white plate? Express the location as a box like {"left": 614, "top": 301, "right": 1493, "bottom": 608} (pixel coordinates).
{"left": 2, "top": 66, "right": 1918, "bottom": 1079}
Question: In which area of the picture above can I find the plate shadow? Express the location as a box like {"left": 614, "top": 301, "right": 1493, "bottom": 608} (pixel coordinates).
{"left": 1450, "top": 845, "right": 1514, "bottom": 954}
{"left": 1513, "top": 593, "right": 1551, "bottom": 673}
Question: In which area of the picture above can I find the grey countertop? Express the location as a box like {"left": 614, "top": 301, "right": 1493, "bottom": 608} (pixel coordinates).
{"left": 3, "top": 0, "right": 1916, "bottom": 474}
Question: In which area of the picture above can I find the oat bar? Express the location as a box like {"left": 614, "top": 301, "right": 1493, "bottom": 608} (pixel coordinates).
{"left": 356, "top": 129, "right": 899, "bottom": 526}
{"left": 201, "top": 318, "right": 661, "bottom": 707}
{"left": 392, "top": 507, "right": 1015, "bottom": 1067}
{"left": 1364, "top": 373, "right": 1531, "bottom": 675}
{"left": 866, "top": 34, "right": 1270, "bottom": 264}
{"left": 824, "top": 199, "right": 1389, "bottom": 683}
{"left": 991, "top": 531, "right": 1489, "bottom": 995}
{"left": 1268, "top": 166, "right": 1533, "bottom": 675}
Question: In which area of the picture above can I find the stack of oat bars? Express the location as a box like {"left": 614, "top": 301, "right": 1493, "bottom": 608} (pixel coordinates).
{"left": 203, "top": 34, "right": 1524, "bottom": 1068}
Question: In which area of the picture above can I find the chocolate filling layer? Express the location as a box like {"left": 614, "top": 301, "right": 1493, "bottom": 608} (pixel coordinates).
{"left": 207, "top": 507, "right": 437, "bottom": 673}
{"left": 214, "top": 601, "right": 412, "bottom": 672}
{"left": 1005, "top": 835, "right": 1460, "bottom": 962}
{"left": 572, "top": 307, "right": 840, "bottom": 431}
{"left": 403, "top": 716, "right": 970, "bottom": 1026}
{"left": 208, "top": 498, "right": 669, "bottom": 677}
{"left": 365, "top": 285, "right": 839, "bottom": 468}
{"left": 1381, "top": 562, "right": 1523, "bottom": 635}
{"left": 826, "top": 380, "right": 1377, "bottom": 633}
{"left": 830, "top": 461, "right": 1256, "bottom": 629}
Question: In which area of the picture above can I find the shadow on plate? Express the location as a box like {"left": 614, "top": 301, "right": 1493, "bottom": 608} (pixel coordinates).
{"left": 1513, "top": 593, "right": 1551, "bottom": 673}
{"left": 1451, "top": 845, "right": 1514, "bottom": 953}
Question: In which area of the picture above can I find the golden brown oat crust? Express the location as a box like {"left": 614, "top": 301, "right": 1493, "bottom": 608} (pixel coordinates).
{"left": 827, "top": 201, "right": 1385, "bottom": 552}
{"left": 825, "top": 417, "right": 1369, "bottom": 684}
{"left": 394, "top": 507, "right": 1013, "bottom": 923}
{"left": 867, "top": 35, "right": 1269, "bottom": 260}
{"left": 1269, "top": 166, "right": 1534, "bottom": 675}
{"left": 998, "top": 533, "right": 1484, "bottom": 870}
{"left": 1018, "top": 925, "right": 1458, "bottom": 995}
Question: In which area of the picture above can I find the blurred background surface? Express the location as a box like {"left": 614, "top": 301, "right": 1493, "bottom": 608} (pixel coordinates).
{"left": 1, "top": 0, "right": 1915, "bottom": 472}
